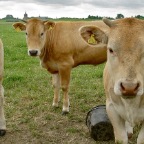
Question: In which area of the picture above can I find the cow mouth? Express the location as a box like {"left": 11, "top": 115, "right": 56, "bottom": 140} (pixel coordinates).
{"left": 121, "top": 95, "right": 136, "bottom": 99}
{"left": 29, "top": 54, "right": 38, "bottom": 57}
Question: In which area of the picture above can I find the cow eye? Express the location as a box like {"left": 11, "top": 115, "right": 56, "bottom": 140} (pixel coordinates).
{"left": 25, "top": 32, "right": 28, "bottom": 35}
{"left": 108, "top": 48, "right": 117, "bottom": 56}
{"left": 109, "top": 48, "right": 114, "bottom": 54}
{"left": 41, "top": 33, "right": 44, "bottom": 36}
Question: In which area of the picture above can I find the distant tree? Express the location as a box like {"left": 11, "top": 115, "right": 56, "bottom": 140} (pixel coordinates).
{"left": 135, "top": 15, "right": 144, "bottom": 19}
{"left": 2, "top": 14, "right": 20, "bottom": 22}
{"left": 5, "top": 15, "right": 14, "bottom": 19}
{"left": 88, "top": 15, "right": 96, "bottom": 19}
{"left": 116, "top": 14, "right": 124, "bottom": 19}
{"left": 87, "top": 15, "right": 103, "bottom": 20}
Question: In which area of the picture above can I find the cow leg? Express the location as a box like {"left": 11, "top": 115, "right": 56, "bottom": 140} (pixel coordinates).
{"left": 137, "top": 122, "right": 144, "bottom": 144}
{"left": 0, "top": 84, "right": 6, "bottom": 136}
{"left": 125, "top": 121, "right": 133, "bottom": 139}
{"left": 106, "top": 101, "right": 128, "bottom": 144}
{"left": 59, "top": 66, "right": 71, "bottom": 115}
{"left": 52, "top": 74, "right": 60, "bottom": 107}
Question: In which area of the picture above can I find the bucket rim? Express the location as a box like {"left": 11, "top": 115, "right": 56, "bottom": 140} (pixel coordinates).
{"left": 86, "top": 105, "right": 106, "bottom": 126}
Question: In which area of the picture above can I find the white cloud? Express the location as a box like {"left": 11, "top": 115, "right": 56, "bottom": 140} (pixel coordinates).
{"left": 0, "top": 0, "right": 143, "bottom": 19}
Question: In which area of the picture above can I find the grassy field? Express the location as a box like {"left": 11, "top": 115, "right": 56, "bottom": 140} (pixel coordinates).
{"left": 0, "top": 21, "right": 138, "bottom": 144}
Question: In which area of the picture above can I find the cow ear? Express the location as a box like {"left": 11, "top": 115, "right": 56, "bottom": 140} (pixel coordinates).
{"left": 13, "top": 23, "right": 26, "bottom": 32}
{"left": 79, "top": 26, "right": 108, "bottom": 45}
{"left": 44, "top": 21, "right": 55, "bottom": 30}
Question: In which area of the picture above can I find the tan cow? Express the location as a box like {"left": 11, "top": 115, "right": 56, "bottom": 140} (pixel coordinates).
{"left": 80, "top": 18, "right": 144, "bottom": 144}
{"left": 0, "top": 39, "right": 6, "bottom": 136}
{"left": 13, "top": 18, "right": 108, "bottom": 114}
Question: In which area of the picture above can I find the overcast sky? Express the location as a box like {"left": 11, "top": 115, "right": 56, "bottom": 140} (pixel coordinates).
{"left": 0, "top": 0, "right": 143, "bottom": 19}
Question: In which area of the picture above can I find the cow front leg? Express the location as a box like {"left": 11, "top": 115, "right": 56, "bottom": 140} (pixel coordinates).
{"left": 137, "top": 122, "right": 144, "bottom": 144}
{"left": 125, "top": 121, "right": 133, "bottom": 139}
{"left": 52, "top": 74, "right": 60, "bottom": 107}
{"left": 59, "top": 66, "right": 71, "bottom": 115}
{"left": 0, "top": 84, "right": 6, "bottom": 136}
{"left": 106, "top": 100, "right": 128, "bottom": 144}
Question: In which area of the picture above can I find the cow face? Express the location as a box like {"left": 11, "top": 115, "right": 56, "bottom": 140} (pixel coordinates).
{"left": 13, "top": 18, "right": 55, "bottom": 56}
{"left": 80, "top": 18, "right": 144, "bottom": 99}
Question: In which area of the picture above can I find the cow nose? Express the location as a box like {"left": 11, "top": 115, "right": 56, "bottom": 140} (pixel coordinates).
{"left": 120, "top": 81, "right": 140, "bottom": 96}
{"left": 29, "top": 50, "right": 38, "bottom": 56}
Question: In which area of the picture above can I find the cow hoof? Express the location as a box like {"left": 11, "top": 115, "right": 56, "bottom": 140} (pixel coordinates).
{"left": 52, "top": 103, "right": 59, "bottom": 108}
{"left": 62, "top": 111, "right": 69, "bottom": 115}
{"left": 0, "top": 130, "right": 6, "bottom": 136}
{"left": 128, "top": 132, "right": 133, "bottom": 139}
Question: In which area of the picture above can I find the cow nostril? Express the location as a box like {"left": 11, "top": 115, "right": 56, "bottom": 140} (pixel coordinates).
{"left": 135, "top": 82, "right": 140, "bottom": 91}
{"left": 120, "top": 82, "right": 125, "bottom": 91}
{"left": 120, "top": 81, "right": 140, "bottom": 96}
{"left": 29, "top": 50, "right": 38, "bottom": 56}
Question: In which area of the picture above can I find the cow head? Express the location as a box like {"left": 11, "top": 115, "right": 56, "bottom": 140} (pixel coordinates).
{"left": 80, "top": 18, "right": 144, "bottom": 99}
{"left": 13, "top": 18, "right": 55, "bottom": 56}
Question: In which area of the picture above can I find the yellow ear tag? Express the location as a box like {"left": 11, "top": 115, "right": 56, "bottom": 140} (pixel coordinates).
{"left": 16, "top": 27, "right": 21, "bottom": 32}
{"left": 48, "top": 26, "right": 53, "bottom": 30}
{"left": 88, "top": 34, "right": 97, "bottom": 44}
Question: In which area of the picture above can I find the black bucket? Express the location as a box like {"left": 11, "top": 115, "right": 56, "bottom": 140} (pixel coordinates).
{"left": 86, "top": 105, "right": 114, "bottom": 141}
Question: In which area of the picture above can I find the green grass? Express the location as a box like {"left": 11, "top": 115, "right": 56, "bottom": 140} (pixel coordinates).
{"left": 0, "top": 21, "right": 138, "bottom": 144}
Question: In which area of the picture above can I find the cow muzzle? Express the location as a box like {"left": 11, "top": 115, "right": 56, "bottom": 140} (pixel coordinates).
{"left": 120, "top": 81, "right": 139, "bottom": 96}
{"left": 28, "top": 49, "right": 40, "bottom": 56}
{"left": 114, "top": 80, "right": 143, "bottom": 98}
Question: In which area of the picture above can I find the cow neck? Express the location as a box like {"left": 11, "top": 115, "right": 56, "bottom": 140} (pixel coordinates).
{"left": 39, "top": 30, "right": 54, "bottom": 63}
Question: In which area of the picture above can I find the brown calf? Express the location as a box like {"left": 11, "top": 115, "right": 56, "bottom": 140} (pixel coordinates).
{"left": 13, "top": 18, "right": 108, "bottom": 114}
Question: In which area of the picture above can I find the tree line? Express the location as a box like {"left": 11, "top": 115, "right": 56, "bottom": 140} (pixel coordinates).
{"left": 1, "top": 13, "right": 144, "bottom": 22}
{"left": 88, "top": 14, "right": 144, "bottom": 20}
